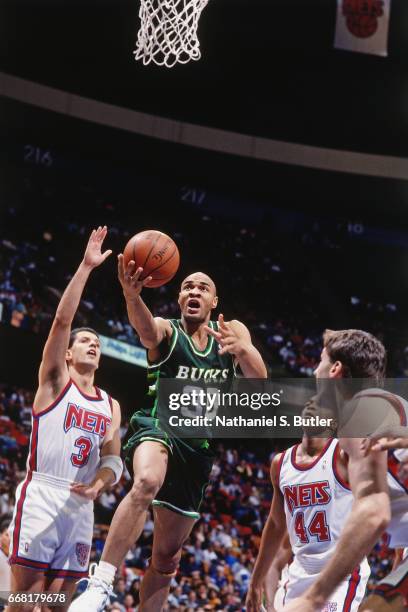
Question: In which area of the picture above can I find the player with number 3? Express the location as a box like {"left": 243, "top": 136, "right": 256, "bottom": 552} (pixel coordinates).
{"left": 8, "top": 227, "right": 122, "bottom": 611}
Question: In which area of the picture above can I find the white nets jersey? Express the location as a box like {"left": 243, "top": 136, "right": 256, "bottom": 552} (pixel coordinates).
{"left": 28, "top": 378, "right": 113, "bottom": 484}
{"left": 276, "top": 439, "right": 370, "bottom": 610}
{"left": 279, "top": 438, "right": 356, "bottom": 573}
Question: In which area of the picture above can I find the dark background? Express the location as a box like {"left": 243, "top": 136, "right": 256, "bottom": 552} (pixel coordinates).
{"left": 1, "top": 0, "right": 408, "bottom": 154}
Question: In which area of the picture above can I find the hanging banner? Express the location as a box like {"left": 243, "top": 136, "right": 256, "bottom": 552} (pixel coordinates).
{"left": 334, "top": 0, "right": 391, "bottom": 57}
{"left": 100, "top": 334, "right": 147, "bottom": 367}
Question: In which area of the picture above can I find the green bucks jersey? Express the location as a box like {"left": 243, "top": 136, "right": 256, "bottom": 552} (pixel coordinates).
{"left": 123, "top": 319, "right": 236, "bottom": 513}
{"left": 145, "top": 319, "right": 236, "bottom": 419}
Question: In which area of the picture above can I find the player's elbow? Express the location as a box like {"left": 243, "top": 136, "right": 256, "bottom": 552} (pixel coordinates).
{"left": 360, "top": 493, "right": 391, "bottom": 535}
{"left": 258, "top": 362, "right": 268, "bottom": 379}
{"left": 54, "top": 311, "right": 72, "bottom": 328}
{"left": 139, "top": 326, "right": 164, "bottom": 349}
{"left": 139, "top": 334, "right": 161, "bottom": 350}
{"left": 376, "top": 504, "right": 391, "bottom": 532}
{"left": 367, "top": 511, "right": 390, "bottom": 537}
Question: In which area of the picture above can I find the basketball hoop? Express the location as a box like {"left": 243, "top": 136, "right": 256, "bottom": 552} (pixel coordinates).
{"left": 134, "top": 0, "right": 209, "bottom": 68}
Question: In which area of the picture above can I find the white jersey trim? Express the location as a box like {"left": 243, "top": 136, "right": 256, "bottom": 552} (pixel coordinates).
{"left": 289, "top": 438, "right": 334, "bottom": 472}
{"left": 33, "top": 378, "right": 107, "bottom": 419}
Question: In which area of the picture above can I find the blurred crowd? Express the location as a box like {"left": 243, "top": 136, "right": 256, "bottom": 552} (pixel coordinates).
{"left": 2, "top": 166, "right": 408, "bottom": 377}
{"left": 0, "top": 383, "right": 398, "bottom": 610}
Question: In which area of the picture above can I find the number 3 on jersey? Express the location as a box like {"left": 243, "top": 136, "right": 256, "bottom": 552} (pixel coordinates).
{"left": 71, "top": 436, "right": 93, "bottom": 467}
{"left": 294, "top": 510, "right": 330, "bottom": 543}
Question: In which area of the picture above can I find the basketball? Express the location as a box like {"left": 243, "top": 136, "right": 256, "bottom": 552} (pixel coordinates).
{"left": 123, "top": 230, "right": 180, "bottom": 288}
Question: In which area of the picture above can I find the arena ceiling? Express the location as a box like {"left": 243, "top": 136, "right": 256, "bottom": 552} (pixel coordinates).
{"left": 1, "top": 0, "right": 408, "bottom": 157}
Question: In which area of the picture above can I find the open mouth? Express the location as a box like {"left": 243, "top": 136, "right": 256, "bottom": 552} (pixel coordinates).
{"left": 87, "top": 349, "right": 97, "bottom": 357}
{"left": 187, "top": 299, "right": 200, "bottom": 313}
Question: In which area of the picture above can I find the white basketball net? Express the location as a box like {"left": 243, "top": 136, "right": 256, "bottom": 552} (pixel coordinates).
{"left": 134, "top": 0, "right": 209, "bottom": 68}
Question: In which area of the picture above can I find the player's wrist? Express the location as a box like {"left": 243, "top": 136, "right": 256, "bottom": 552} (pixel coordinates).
{"left": 124, "top": 291, "right": 142, "bottom": 303}
{"left": 80, "top": 259, "right": 96, "bottom": 272}
{"left": 234, "top": 341, "right": 251, "bottom": 358}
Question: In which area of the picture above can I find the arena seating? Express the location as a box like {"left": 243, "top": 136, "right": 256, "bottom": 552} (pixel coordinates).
{"left": 0, "top": 384, "right": 396, "bottom": 610}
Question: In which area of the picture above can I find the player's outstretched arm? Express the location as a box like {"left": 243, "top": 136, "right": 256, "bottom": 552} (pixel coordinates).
{"left": 284, "top": 438, "right": 391, "bottom": 612}
{"left": 37, "top": 227, "right": 112, "bottom": 395}
{"left": 117, "top": 254, "right": 172, "bottom": 349}
{"left": 71, "top": 398, "right": 122, "bottom": 500}
{"left": 205, "top": 314, "right": 267, "bottom": 378}
{"left": 246, "top": 454, "right": 287, "bottom": 612}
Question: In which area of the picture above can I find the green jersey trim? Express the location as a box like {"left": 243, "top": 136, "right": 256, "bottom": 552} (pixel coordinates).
{"left": 178, "top": 320, "right": 216, "bottom": 357}
{"left": 139, "top": 436, "right": 173, "bottom": 454}
{"left": 151, "top": 499, "right": 200, "bottom": 519}
{"left": 151, "top": 375, "right": 160, "bottom": 417}
{"left": 147, "top": 320, "right": 179, "bottom": 369}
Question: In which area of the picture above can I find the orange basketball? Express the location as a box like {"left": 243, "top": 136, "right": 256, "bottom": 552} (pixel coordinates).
{"left": 123, "top": 230, "right": 180, "bottom": 288}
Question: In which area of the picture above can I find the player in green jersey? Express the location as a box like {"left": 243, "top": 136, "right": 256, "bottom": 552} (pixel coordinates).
{"left": 122, "top": 313, "right": 235, "bottom": 516}
{"left": 69, "top": 257, "right": 267, "bottom": 612}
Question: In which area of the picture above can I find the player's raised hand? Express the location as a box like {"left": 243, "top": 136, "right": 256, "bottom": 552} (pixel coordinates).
{"left": 83, "top": 226, "right": 112, "bottom": 269}
{"left": 205, "top": 314, "right": 248, "bottom": 357}
{"left": 117, "top": 254, "right": 153, "bottom": 300}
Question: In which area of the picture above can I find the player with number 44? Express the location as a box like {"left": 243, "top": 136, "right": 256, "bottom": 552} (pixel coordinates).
{"left": 246, "top": 426, "right": 370, "bottom": 611}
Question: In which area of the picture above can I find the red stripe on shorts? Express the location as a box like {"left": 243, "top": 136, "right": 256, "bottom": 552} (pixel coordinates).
{"left": 343, "top": 567, "right": 361, "bottom": 612}
{"left": 10, "top": 554, "right": 49, "bottom": 570}
{"left": 10, "top": 472, "right": 32, "bottom": 563}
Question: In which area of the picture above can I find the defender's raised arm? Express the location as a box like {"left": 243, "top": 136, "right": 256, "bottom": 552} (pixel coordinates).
{"left": 36, "top": 226, "right": 112, "bottom": 407}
